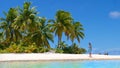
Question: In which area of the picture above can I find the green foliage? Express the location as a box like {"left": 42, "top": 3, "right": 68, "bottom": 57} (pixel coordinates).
{"left": 0, "top": 1, "right": 85, "bottom": 53}
{"left": 63, "top": 43, "right": 86, "bottom": 54}
{"left": 78, "top": 48, "right": 86, "bottom": 54}
{"left": 48, "top": 10, "right": 73, "bottom": 48}
{"left": 57, "top": 41, "right": 67, "bottom": 49}
{"left": 0, "top": 43, "right": 22, "bottom": 53}
{"left": 55, "top": 48, "right": 64, "bottom": 53}
{"left": 70, "top": 22, "right": 84, "bottom": 43}
{"left": 35, "top": 47, "right": 50, "bottom": 53}
{"left": 24, "top": 43, "right": 37, "bottom": 53}
{"left": 0, "top": 42, "right": 50, "bottom": 53}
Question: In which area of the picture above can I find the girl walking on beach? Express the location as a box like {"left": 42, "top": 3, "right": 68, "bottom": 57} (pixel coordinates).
{"left": 88, "top": 42, "right": 92, "bottom": 57}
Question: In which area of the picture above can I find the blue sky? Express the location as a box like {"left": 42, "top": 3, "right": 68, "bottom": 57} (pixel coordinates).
{"left": 0, "top": 0, "right": 120, "bottom": 54}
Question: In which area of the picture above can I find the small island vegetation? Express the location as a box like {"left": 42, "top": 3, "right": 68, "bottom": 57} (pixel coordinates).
{"left": 0, "top": 1, "right": 86, "bottom": 54}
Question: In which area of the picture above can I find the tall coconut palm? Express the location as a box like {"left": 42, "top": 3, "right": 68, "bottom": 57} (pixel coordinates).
{"left": 48, "top": 10, "right": 73, "bottom": 48}
{"left": 12, "top": 2, "right": 39, "bottom": 45}
{"left": 0, "top": 21, "right": 9, "bottom": 41}
{"left": 12, "top": 2, "right": 53, "bottom": 48}
{"left": 32, "top": 17, "right": 53, "bottom": 48}
{"left": 0, "top": 8, "right": 22, "bottom": 43}
{"left": 70, "top": 22, "right": 84, "bottom": 43}
{"left": 14, "top": 2, "right": 38, "bottom": 35}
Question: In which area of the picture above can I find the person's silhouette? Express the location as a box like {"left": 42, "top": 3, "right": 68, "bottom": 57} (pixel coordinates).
{"left": 88, "top": 42, "right": 92, "bottom": 57}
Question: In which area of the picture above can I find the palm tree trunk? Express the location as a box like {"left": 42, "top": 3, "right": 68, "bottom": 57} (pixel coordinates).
{"left": 58, "top": 37, "right": 61, "bottom": 48}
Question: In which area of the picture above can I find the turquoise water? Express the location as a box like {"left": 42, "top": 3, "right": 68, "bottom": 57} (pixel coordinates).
{"left": 0, "top": 60, "right": 120, "bottom": 68}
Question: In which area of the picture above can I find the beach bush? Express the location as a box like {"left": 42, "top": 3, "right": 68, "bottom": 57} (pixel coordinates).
{"left": 35, "top": 47, "right": 50, "bottom": 53}
{"left": 1, "top": 42, "right": 25, "bottom": 53}
{"left": 55, "top": 48, "right": 64, "bottom": 53}
{"left": 0, "top": 42, "right": 52, "bottom": 53}
{"left": 63, "top": 47, "right": 86, "bottom": 54}
{"left": 24, "top": 43, "right": 37, "bottom": 53}
{"left": 63, "top": 44, "right": 86, "bottom": 54}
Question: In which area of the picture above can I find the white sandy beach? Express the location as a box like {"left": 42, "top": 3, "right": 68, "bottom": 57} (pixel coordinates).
{"left": 0, "top": 53, "right": 120, "bottom": 62}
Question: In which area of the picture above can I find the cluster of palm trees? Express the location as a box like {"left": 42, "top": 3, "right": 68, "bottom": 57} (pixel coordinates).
{"left": 0, "top": 2, "right": 84, "bottom": 52}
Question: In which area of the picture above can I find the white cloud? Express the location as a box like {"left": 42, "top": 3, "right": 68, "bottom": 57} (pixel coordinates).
{"left": 109, "top": 11, "right": 120, "bottom": 18}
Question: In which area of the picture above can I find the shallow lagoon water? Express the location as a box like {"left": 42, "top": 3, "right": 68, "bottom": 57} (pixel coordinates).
{"left": 0, "top": 60, "right": 120, "bottom": 68}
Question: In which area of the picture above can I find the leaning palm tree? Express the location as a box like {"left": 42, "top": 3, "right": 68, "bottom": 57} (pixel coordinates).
{"left": 48, "top": 10, "right": 73, "bottom": 48}
{"left": 70, "top": 21, "right": 84, "bottom": 43}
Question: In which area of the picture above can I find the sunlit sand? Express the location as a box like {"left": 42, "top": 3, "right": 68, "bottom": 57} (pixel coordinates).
{"left": 0, "top": 53, "right": 120, "bottom": 61}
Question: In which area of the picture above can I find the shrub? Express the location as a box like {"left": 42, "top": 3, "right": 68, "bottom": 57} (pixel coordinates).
{"left": 63, "top": 44, "right": 86, "bottom": 54}
{"left": 35, "top": 47, "right": 49, "bottom": 53}
{"left": 55, "top": 48, "right": 64, "bottom": 53}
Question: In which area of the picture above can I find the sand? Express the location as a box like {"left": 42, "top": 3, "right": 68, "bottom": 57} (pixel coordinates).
{"left": 0, "top": 53, "right": 120, "bottom": 61}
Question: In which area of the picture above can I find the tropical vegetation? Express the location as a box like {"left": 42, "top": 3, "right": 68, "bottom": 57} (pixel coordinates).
{"left": 0, "top": 1, "right": 86, "bottom": 54}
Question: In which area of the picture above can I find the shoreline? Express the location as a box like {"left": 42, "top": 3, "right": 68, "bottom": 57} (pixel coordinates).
{"left": 0, "top": 53, "right": 120, "bottom": 62}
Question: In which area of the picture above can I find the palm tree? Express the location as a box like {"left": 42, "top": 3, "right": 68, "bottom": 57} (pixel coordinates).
{"left": 0, "top": 32, "right": 3, "bottom": 42}
{"left": 14, "top": 2, "right": 38, "bottom": 35}
{"left": 12, "top": 2, "right": 53, "bottom": 48}
{"left": 49, "top": 10, "right": 73, "bottom": 48}
{"left": 70, "top": 21, "right": 84, "bottom": 43}
{"left": 0, "top": 8, "right": 22, "bottom": 43}
{"left": 32, "top": 17, "right": 53, "bottom": 48}
{"left": 0, "top": 21, "right": 9, "bottom": 41}
{"left": 58, "top": 41, "right": 67, "bottom": 49}
{"left": 12, "top": 2, "right": 39, "bottom": 45}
